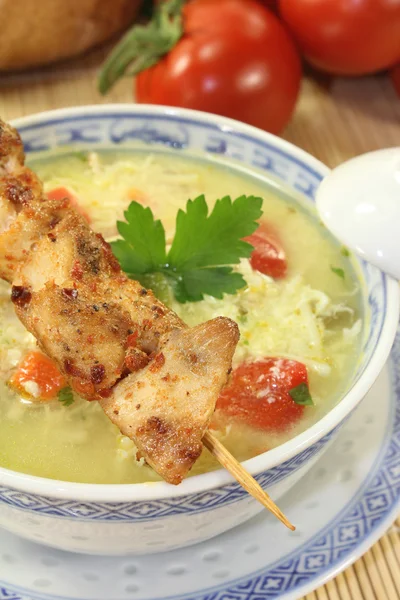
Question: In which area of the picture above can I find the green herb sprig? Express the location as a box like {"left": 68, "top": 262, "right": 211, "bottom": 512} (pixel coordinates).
{"left": 330, "top": 265, "right": 345, "bottom": 280}
{"left": 111, "top": 195, "right": 263, "bottom": 303}
{"left": 58, "top": 387, "right": 75, "bottom": 407}
{"left": 289, "top": 383, "right": 314, "bottom": 406}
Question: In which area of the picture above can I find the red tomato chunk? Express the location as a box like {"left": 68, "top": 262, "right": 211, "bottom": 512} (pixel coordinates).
{"left": 216, "top": 358, "right": 308, "bottom": 432}
{"left": 245, "top": 223, "right": 287, "bottom": 279}
{"left": 9, "top": 351, "right": 66, "bottom": 401}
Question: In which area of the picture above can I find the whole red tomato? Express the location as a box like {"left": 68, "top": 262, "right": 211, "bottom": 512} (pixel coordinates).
{"left": 279, "top": 0, "right": 400, "bottom": 76}
{"left": 135, "top": 0, "right": 301, "bottom": 134}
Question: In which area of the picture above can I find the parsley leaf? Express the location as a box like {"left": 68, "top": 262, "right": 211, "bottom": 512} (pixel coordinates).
{"left": 58, "top": 387, "right": 74, "bottom": 407}
{"left": 330, "top": 265, "right": 345, "bottom": 280}
{"left": 289, "top": 383, "right": 314, "bottom": 406}
{"left": 111, "top": 202, "right": 167, "bottom": 277}
{"left": 111, "top": 195, "right": 263, "bottom": 303}
{"left": 168, "top": 195, "right": 263, "bottom": 269}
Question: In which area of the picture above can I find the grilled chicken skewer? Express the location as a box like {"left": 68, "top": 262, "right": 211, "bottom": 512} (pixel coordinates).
{"left": 0, "top": 119, "right": 239, "bottom": 485}
{"left": 0, "top": 119, "right": 296, "bottom": 530}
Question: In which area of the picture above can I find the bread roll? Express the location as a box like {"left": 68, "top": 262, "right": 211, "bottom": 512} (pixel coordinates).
{"left": 0, "top": 0, "right": 141, "bottom": 71}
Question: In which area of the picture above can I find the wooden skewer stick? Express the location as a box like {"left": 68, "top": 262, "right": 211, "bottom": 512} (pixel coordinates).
{"left": 202, "top": 430, "right": 295, "bottom": 531}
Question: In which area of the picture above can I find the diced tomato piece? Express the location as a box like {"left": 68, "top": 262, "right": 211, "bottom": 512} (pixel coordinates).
{"left": 47, "top": 186, "right": 91, "bottom": 223}
{"left": 216, "top": 358, "right": 308, "bottom": 432}
{"left": 245, "top": 223, "right": 287, "bottom": 279}
{"left": 9, "top": 350, "right": 66, "bottom": 401}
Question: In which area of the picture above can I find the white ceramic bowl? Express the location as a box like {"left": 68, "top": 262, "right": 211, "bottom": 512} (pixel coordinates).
{"left": 0, "top": 105, "right": 398, "bottom": 555}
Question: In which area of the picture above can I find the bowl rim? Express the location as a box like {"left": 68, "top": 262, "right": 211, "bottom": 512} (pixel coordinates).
{"left": 0, "top": 103, "right": 398, "bottom": 502}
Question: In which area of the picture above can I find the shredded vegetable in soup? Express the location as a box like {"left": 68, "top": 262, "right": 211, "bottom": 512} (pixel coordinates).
{"left": 0, "top": 151, "right": 362, "bottom": 484}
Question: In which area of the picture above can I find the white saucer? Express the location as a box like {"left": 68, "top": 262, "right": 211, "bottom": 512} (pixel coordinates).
{"left": 1, "top": 329, "right": 400, "bottom": 600}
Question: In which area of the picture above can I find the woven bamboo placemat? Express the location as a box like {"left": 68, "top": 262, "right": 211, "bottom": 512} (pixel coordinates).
{"left": 1, "top": 49, "right": 400, "bottom": 599}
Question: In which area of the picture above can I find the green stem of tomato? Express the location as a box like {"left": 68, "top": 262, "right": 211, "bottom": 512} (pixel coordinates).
{"left": 98, "top": 0, "right": 185, "bottom": 95}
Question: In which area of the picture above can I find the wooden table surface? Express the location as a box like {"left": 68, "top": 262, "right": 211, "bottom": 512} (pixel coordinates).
{"left": 1, "top": 49, "right": 400, "bottom": 599}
